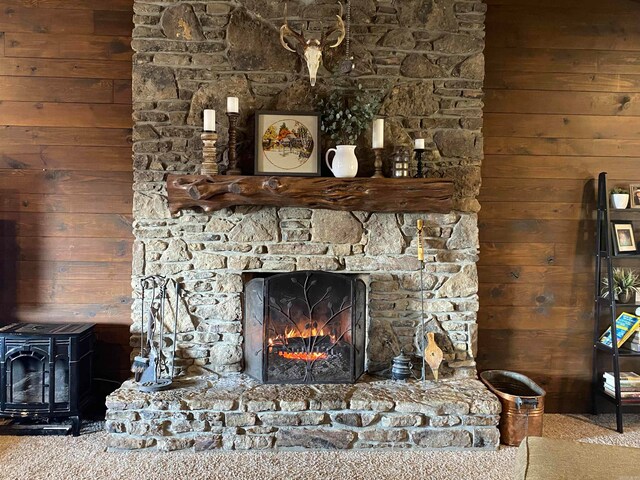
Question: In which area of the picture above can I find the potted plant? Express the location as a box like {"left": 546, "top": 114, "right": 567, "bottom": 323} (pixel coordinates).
{"left": 602, "top": 267, "right": 640, "bottom": 303}
{"left": 315, "top": 85, "right": 379, "bottom": 177}
{"left": 611, "top": 187, "right": 630, "bottom": 209}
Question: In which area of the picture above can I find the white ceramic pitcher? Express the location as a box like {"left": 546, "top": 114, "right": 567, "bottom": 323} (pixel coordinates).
{"left": 325, "top": 145, "right": 358, "bottom": 178}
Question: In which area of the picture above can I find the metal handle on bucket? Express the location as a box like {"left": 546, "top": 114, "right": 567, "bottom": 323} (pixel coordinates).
{"left": 515, "top": 397, "right": 538, "bottom": 410}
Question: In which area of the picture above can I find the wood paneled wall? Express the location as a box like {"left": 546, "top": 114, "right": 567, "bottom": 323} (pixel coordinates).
{"left": 0, "top": 0, "right": 134, "bottom": 381}
{"left": 479, "top": 0, "right": 640, "bottom": 412}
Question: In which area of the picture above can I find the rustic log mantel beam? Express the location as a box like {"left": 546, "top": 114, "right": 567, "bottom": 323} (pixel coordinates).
{"left": 167, "top": 175, "right": 454, "bottom": 214}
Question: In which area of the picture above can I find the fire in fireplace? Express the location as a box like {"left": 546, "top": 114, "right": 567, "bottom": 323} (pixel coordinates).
{"left": 244, "top": 271, "right": 366, "bottom": 384}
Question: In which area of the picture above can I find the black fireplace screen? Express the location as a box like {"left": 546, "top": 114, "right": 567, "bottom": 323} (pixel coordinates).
{"left": 244, "top": 271, "right": 365, "bottom": 384}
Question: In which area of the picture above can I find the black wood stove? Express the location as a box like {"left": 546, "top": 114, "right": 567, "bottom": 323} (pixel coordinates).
{"left": 0, "top": 323, "right": 94, "bottom": 435}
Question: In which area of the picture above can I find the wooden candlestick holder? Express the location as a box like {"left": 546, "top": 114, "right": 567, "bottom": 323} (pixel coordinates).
{"left": 226, "top": 112, "right": 241, "bottom": 175}
{"left": 200, "top": 132, "right": 219, "bottom": 176}
{"left": 371, "top": 148, "right": 385, "bottom": 178}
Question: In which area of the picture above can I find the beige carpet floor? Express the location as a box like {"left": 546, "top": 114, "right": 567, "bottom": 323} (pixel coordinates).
{"left": 0, "top": 414, "right": 638, "bottom": 480}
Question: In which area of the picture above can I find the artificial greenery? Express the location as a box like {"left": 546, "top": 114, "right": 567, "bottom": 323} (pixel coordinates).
{"left": 601, "top": 267, "right": 640, "bottom": 299}
{"left": 611, "top": 187, "right": 629, "bottom": 195}
{"left": 315, "top": 85, "right": 380, "bottom": 145}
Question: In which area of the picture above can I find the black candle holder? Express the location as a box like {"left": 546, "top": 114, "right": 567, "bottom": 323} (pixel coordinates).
{"left": 372, "top": 148, "right": 385, "bottom": 178}
{"left": 226, "top": 112, "right": 241, "bottom": 175}
{"left": 413, "top": 148, "right": 425, "bottom": 178}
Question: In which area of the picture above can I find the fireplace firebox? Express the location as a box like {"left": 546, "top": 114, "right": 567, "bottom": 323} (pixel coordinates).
{"left": 244, "top": 271, "right": 366, "bottom": 384}
{"left": 0, "top": 323, "right": 94, "bottom": 435}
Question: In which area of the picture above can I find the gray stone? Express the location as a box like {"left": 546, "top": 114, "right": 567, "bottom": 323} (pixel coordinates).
{"left": 297, "top": 256, "right": 340, "bottom": 271}
{"left": 360, "top": 429, "right": 409, "bottom": 443}
{"left": 132, "top": 64, "right": 177, "bottom": 101}
{"left": 365, "top": 213, "right": 406, "bottom": 255}
{"left": 398, "top": 0, "right": 457, "bottom": 31}
{"left": 194, "top": 434, "right": 223, "bottom": 451}
{"left": 380, "top": 30, "right": 415, "bottom": 49}
{"left": 332, "top": 413, "right": 362, "bottom": 427}
{"left": 225, "top": 412, "right": 257, "bottom": 427}
{"left": 448, "top": 214, "right": 479, "bottom": 250}
{"left": 311, "top": 210, "right": 363, "bottom": 244}
{"left": 401, "top": 54, "right": 446, "bottom": 78}
{"left": 411, "top": 429, "right": 472, "bottom": 448}
{"left": 161, "top": 4, "right": 204, "bottom": 41}
{"left": 438, "top": 264, "right": 478, "bottom": 298}
{"left": 233, "top": 435, "right": 274, "bottom": 450}
{"left": 433, "top": 130, "right": 482, "bottom": 159}
{"left": 456, "top": 53, "right": 484, "bottom": 80}
{"left": 161, "top": 239, "right": 190, "bottom": 262}
{"left": 433, "top": 34, "right": 482, "bottom": 55}
{"left": 366, "top": 320, "right": 401, "bottom": 373}
{"left": 276, "top": 428, "right": 355, "bottom": 449}
{"left": 473, "top": 427, "right": 500, "bottom": 448}
{"left": 210, "top": 343, "right": 243, "bottom": 367}
{"left": 274, "top": 80, "right": 318, "bottom": 111}
{"left": 192, "top": 252, "right": 226, "bottom": 270}
{"left": 380, "top": 414, "right": 423, "bottom": 427}
{"left": 228, "top": 9, "right": 294, "bottom": 72}
{"left": 380, "top": 82, "right": 438, "bottom": 117}
{"left": 229, "top": 208, "right": 279, "bottom": 242}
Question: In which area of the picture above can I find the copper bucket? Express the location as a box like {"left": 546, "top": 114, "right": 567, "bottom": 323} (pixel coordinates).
{"left": 480, "top": 370, "right": 546, "bottom": 446}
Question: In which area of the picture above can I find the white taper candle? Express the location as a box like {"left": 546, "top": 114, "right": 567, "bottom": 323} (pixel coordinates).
{"left": 372, "top": 118, "right": 384, "bottom": 149}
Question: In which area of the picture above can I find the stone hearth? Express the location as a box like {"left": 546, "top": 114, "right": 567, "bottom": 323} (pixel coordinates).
{"left": 106, "top": 375, "right": 500, "bottom": 451}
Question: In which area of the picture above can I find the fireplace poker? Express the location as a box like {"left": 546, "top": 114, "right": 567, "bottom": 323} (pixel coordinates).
{"left": 417, "top": 219, "right": 426, "bottom": 382}
{"left": 170, "top": 280, "right": 179, "bottom": 379}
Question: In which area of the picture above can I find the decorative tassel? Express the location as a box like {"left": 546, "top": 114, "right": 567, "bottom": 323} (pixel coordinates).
{"left": 424, "top": 332, "right": 443, "bottom": 381}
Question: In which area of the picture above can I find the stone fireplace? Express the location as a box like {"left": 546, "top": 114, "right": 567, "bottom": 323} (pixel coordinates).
{"left": 105, "top": 0, "right": 499, "bottom": 451}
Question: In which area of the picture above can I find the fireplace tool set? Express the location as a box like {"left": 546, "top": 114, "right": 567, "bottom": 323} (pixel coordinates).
{"left": 131, "top": 275, "right": 180, "bottom": 392}
{"left": 416, "top": 219, "right": 444, "bottom": 382}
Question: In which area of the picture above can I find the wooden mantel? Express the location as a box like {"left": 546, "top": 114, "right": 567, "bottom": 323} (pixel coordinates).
{"left": 167, "top": 175, "right": 454, "bottom": 215}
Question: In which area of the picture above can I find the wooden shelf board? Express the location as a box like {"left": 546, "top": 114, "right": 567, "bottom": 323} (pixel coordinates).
{"left": 167, "top": 174, "right": 455, "bottom": 215}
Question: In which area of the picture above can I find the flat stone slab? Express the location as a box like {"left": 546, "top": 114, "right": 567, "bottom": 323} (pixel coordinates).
{"left": 105, "top": 374, "right": 501, "bottom": 451}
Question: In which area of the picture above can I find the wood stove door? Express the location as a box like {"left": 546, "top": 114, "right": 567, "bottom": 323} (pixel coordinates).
{"left": 3, "top": 347, "right": 50, "bottom": 411}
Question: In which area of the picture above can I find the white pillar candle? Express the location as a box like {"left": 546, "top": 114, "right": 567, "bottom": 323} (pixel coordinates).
{"left": 414, "top": 138, "right": 425, "bottom": 149}
{"left": 227, "top": 97, "right": 239, "bottom": 113}
{"left": 203, "top": 109, "right": 216, "bottom": 131}
{"left": 372, "top": 119, "right": 384, "bottom": 149}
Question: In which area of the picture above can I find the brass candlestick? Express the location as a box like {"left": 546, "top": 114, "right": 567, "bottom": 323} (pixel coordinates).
{"left": 371, "top": 148, "right": 384, "bottom": 178}
{"left": 226, "top": 112, "right": 241, "bottom": 175}
{"left": 200, "top": 132, "right": 219, "bottom": 176}
{"left": 414, "top": 148, "right": 425, "bottom": 178}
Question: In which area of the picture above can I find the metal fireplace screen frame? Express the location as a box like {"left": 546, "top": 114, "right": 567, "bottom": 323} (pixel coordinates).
{"left": 244, "top": 271, "right": 366, "bottom": 384}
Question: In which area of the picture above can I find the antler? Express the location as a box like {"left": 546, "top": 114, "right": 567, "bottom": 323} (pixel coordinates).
{"left": 321, "top": 2, "right": 346, "bottom": 48}
{"left": 280, "top": 2, "right": 307, "bottom": 53}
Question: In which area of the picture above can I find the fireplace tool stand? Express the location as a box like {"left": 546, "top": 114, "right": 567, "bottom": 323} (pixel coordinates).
{"left": 132, "top": 276, "right": 179, "bottom": 392}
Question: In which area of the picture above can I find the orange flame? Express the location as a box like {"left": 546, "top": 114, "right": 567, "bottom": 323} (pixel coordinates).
{"left": 278, "top": 351, "right": 328, "bottom": 361}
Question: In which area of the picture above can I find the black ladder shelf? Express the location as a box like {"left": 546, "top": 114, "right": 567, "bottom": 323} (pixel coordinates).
{"left": 592, "top": 171, "right": 640, "bottom": 433}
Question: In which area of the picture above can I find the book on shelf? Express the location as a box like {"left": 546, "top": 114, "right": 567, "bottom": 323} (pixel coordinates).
{"left": 604, "top": 386, "right": 640, "bottom": 399}
{"left": 599, "top": 312, "right": 640, "bottom": 348}
{"left": 603, "top": 371, "right": 640, "bottom": 384}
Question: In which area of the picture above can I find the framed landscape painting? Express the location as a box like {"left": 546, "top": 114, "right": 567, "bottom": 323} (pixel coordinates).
{"left": 254, "top": 111, "right": 321, "bottom": 176}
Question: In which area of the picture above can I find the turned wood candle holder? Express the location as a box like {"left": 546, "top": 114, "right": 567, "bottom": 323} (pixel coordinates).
{"left": 226, "top": 112, "right": 241, "bottom": 175}
{"left": 413, "top": 148, "right": 425, "bottom": 178}
{"left": 200, "top": 132, "right": 219, "bottom": 176}
{"left": 371, "top": 148, "right": 385, "bottom": 178}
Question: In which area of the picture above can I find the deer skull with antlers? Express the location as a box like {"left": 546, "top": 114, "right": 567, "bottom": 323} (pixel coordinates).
{"left": 280, "top": 2, "right": 346, "bottom": 87}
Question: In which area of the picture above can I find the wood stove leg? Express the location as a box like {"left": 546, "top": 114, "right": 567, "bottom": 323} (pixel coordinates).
{"left": 70, "top": 416, "right": 81, "bottom": 436}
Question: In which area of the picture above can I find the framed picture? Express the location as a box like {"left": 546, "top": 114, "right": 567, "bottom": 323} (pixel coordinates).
{"left": 630, "top": 184, "right": 640, "bottom": 209}
{"left": 254, "top": 111, "right": 321, "bottom": 176}
{"left": 612, "top": 221, "right": 637, "bottom": 254}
